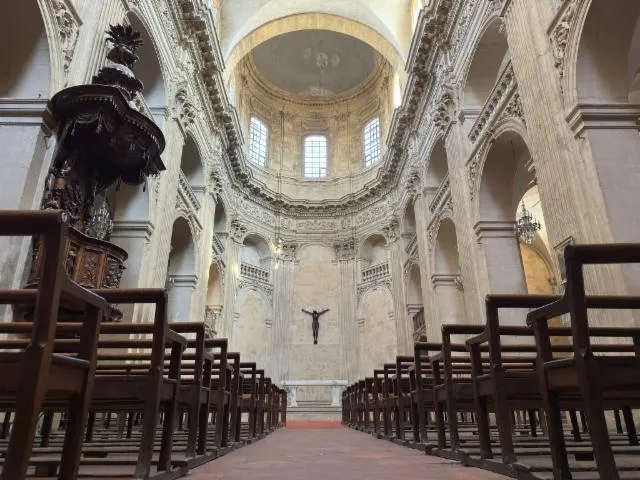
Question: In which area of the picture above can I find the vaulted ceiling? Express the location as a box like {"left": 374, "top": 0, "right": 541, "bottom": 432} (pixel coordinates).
{"left": 250, "top": 30, "right": 379, "bottom": 96}
{"left": 220, "top": 0, "right": 415, "bottom": 62}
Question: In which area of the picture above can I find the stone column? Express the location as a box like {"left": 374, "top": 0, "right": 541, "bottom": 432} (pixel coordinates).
{"left": 168, "top": 274, "right": 197, "bottom": 322}
{"left": 334, "top": 238, "right": 359, "bottom": 382}
{"left": 219, "top": 220, "right": 244, "bottom": 339}
{"left": 413, "top": 193, "right": 439, "bottom": 333}
{"left": 431, "top": 274, "right": 465, "bottom": 339}
{"left": 385, "top": 220, "right": 411, "bottom": 353}
{"left": 0, "top": 105, "right": 54, "bottom": 298}
{"left": 475, "top": 221, "right": 527, "bottom": 325}
{"left": 269, "top": 242, "right": 296, "bottom": 385}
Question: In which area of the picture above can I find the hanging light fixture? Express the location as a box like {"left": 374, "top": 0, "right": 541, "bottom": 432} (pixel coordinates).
{"left": 514, "top": 201, "right": 541, "bottom": 245}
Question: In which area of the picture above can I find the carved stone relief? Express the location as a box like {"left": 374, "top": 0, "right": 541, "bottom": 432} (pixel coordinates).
{"left": 333, "top": 237, "right": 357, "bottom": 261}
{"left": 53, "top": 0, "right": 80, "bottom": 74}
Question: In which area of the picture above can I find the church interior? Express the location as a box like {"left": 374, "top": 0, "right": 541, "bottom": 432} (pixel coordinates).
{"left": 1, "top": 0, "right": 640, "bottom": 478}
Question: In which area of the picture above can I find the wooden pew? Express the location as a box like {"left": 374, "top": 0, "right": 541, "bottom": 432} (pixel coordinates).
{"left": 372, "top": 370, "right": 385, "bottom": 437}
{"left": 411, "top": 342, "right": 443, "bottom": 449}
{"left": 392, "top": 356, "right": 415, "bottom": 445}
{"left": 225, "top": 353, "right": 243, "bottom": 446}
{"left": 465, "top": 294, "right": 558, "bottom": 468}
{"left": 430, "top": 325, "right": 485, "bottom": 459}
{"left": 239, "top": 363, "right": 258, "bottom": 441}
{"left": 528, "top": 243, "right": 640, "bottom": 480}
{"left": 0, "top": 210, "right": 107, "bottom": 480}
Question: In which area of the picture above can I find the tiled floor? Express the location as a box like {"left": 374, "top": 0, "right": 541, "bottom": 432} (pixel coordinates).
{"left": 189, "top": 426, "right": 507, "bottom": 480}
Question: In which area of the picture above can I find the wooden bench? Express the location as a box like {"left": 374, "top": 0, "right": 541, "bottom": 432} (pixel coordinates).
{"left": 0, "top": 210, "right": 107, "bottom": 480}
{"left": 528, "top": 243, "right": 640, "bottom": 480}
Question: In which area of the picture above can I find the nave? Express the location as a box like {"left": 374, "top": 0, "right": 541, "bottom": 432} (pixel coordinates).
{"left": 186, "top": 425, "right": 505, "bottom": 480}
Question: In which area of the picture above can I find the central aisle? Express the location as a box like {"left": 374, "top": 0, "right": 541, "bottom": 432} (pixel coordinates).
{"left": 189, "top": 426, "right": 506, "bottom": 480}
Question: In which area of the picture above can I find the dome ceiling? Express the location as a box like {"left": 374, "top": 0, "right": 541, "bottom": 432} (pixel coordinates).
{"left": 250, "top": 30, "right": 379, "bottom": 96}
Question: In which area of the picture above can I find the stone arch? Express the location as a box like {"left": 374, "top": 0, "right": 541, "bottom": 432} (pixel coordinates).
{"left": 460, "top": 17, "right": 509, "bottom": 123}
{"left": 225, "top": 12, "right": 405, "bottom": 85}
{"left": 0, "top": 0, "right": 51, "bottom": 99}
{"left": 233, "top": 288, "right": 271, "bottom": 368}
{"left": 564, "top": 0, "right": 640, "bottom": 294}
{"left": 214, "top": 198, "right": 228, "bottom": 233}
{"left": 402, "top": 201, "right": 416, "bottom": 236}
{"left": 405, "top": 262, "right": 424, "bottom": 339}
{"left": 475, "top": 130, "right": 551, "bottom": 324}
{"left": 564, "top": 0, "right": 640, "bottom": 106}
{"left": 357, "top": 285, "right": 396, "bottom": 378}
{"left": 181, "top": 134, "right": 205, "bottom": 188}
{"left": 358, "top": 234, "right": 388, "bottom": 268}
{"left": 431, "top": 217, "right": 464, "bottom": 341}
{"left": 241, "top": 233, "right": 272, "bottom": 269}
{"left": 424, "top": 138, "right": 448, "bottom": 187}
{"left": 167, "top": 216, "right": 197, "bottom": 322}
{"left": 126, "top": 11, "right": 167, "bottom": 113}
{"left": 205, "top": 263, "right": 223, "bottom": 334}
{"left": 478, "top": 131, "right": 534, "bottom": 223}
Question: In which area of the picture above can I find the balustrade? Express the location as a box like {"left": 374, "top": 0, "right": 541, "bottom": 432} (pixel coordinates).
{"left": 240, "top": 262, "right": 270, "bottom": 283}
{"left": 361, "top": 262, "right": 390, "bottom": 283}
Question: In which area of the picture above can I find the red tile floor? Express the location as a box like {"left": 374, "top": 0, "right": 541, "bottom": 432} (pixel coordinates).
{"left": 189, "top": 425, "right": 507, "bottom": 480}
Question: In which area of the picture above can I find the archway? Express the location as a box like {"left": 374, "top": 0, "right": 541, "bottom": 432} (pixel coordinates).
{"left": 477, "top": 131, "right": 550, "bottom": 324}
{"left": 358, "top": 286, "right": 396, "bottom": 378}
{"left": 126, "top": 12, "right": 167, "bottom": 122}
{"left": 517, "top": 186, "right": 555, "bottom": 296}
{"left": 0, "top": 1, "right": 50, "bottom": 99}
{"left": 167, "top": 217, "right": 196, "bottom": 322}
{"left": 432, "top": 218, "right": 465, "bottom": 341}
{"left": 460, "top": 19, "right": 509, "bottom": 129}
{"left": 180, "top": 135, "right": 205, "bottom": 200}
{"left": 425, "top": 139, "right": 448, "bottom": 190}
{"left": 241, "top": 234, "right": 271, "bottom": 270}
{"left": 406, "top": 263, "right": 424, "bottom": 340}
{"left": 205, "top": 263, "right": 223, "bottom": 335}
{"left": 233, "top": 288, "right": 271, "bottom": 369}
{"left": 572, "top": 0, "right": 640, "bottom": 292}
{"left": 181, "top": 136, "right": 204, "bottom": 185}
{"left": 359, "top": 234, "right": 388, "bottom": 269}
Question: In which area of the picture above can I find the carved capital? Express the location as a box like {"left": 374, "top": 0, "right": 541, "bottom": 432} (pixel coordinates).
{"left": 281, "top": 241, "right": 298, "bottom": 262}
{"left": 432, "top": 89, "right": 456, "bottom": 132}
{"left": 333, "top": 237, "right": 357, "bottom": 261}
{"left": 382, "top": 217, "right": 400, "bottom": 244}
{"left": 229, "top": 219, "right": 247, "bottom": 243}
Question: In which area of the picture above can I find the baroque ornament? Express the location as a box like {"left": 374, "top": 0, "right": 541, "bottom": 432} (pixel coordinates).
{"left": 432, "top": 90, "right": 456, "bottom": 132}
{"left": 53, "top": 0, "right": 79, "bottom": 74}
{"left": 382, "top": 218, "right": 400, "bottom": 244}
{"left": 550, "top": 0, "right": 578, "bottom": 81}
{"left": 333, "top": 238, "right": 357, "bottom": 261}
{"left": 229, "top": 219, "right": 247, "bottom": 243}
{"left": 174, "top": 89, "right": 199, "bottom": 127}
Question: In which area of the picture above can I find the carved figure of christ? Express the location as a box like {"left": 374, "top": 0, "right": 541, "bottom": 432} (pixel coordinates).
{"left": 301, "top": 308, "right": 329, "bottom": 344}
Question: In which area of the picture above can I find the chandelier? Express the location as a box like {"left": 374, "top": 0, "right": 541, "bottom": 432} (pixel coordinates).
{"left": 514, "top": 202, "right": 541, "bottom": 245}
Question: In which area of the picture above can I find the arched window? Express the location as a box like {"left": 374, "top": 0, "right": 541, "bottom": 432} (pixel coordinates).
{"left": 249, "top": 116, "right": 268, "bottom": 166}
{"left": 304, "top": 135, "right": 328, "bottom": 178}
{"left": 363, "top": 118, "right": 381, "bottom": 167}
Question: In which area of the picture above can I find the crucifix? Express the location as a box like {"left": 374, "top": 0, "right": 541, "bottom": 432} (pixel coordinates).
{"left": 301, "top": 308, "right": 329, "bottom": 344}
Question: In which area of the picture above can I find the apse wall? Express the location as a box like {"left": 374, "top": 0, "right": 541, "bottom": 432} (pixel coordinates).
{"left": 288, "top": 244, "right": 340, "bottom": 401}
